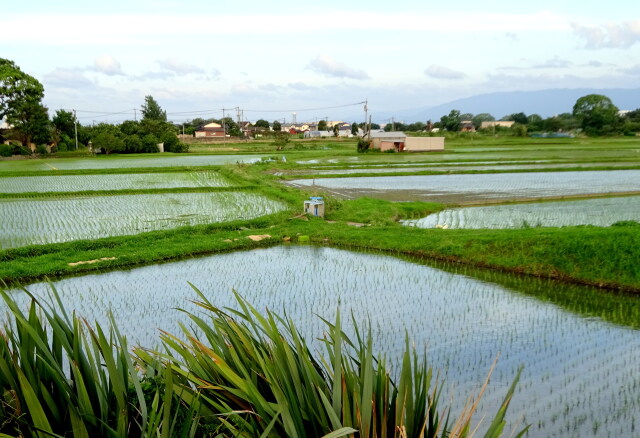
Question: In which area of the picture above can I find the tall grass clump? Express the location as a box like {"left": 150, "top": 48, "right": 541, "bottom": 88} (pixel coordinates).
{"left": 0, "top": 285, "right": 527, "bottom": 437}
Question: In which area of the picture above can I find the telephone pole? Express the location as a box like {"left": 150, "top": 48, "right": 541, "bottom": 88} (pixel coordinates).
{"left": 133, "top": 108, "right": 137, "bottom": 121}
{"left": 73, "top": 109, "right": 78, "bottom": 150}
{"left": 363, "top": 98, "right": 368, "bottom": 139}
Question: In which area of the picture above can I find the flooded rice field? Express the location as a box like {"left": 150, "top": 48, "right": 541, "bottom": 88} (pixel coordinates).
{"left": 0, "top": 171, "right": 233, "bottom": 193}
{"left": 288, "top": 162, "right": 640, "bottom": 176}
{"left": 0, "top": 192, "right": 286, "bottom": 248}
{"left": 7, "top": 245, "right": 640, "bottom": 438}
{"left": 0, "top": 154, "right": 261, "bottom": 172}
{"left": 403, "top": 196, "right": 640, "bottom": 229}
{"left": 288, "top": 170, "right": 640, "bottom": 202}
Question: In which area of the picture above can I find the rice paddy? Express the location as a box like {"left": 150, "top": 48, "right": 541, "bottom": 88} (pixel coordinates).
{"left": 289, "top": 170, "right": 640, "bottom": 202}
{"left": 0, "top": 154, "right": 262, "bottom": 172}
{"left": 0, "top": 171, "right": 233, "bottom": 193}
{"left": 8, "top": 245, "right": 640, "bottom": 438}
{"left": 403, "top": 196, "right": 640, "bottom": 229}
{"left": 0, "top": 192, "right": 287, "bottom": 248}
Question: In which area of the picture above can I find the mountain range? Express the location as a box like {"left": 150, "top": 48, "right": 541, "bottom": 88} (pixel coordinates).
{"left": 374, "top": 88, "right": 640, "bottom": 123}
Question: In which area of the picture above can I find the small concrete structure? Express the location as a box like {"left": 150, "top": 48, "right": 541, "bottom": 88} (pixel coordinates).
{"left": 304, "top": 196, "right": 325, "bottom": 218}
{"left": 369, "top": 131, "right": 445, "bottom": 152}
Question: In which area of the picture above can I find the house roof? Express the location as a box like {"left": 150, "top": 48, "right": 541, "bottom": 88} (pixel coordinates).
{"left": 369, "top": 131, "right": 407, "bottom": 139}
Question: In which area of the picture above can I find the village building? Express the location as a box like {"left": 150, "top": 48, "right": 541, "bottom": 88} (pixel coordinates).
{"left": 369, "top": 131, "right": 445, "bottom": 152}
{"left": 194, "top": 122, "right": 225, "bottom": 138}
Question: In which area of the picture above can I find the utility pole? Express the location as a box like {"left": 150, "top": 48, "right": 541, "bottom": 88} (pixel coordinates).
{"left": 133, "top": 108, "right": 137, "bottom": 121}
{"left": 392, "top": 117, "right": 395, "bottom": 132}
{"left": 363, "top": 98, "right": 368, "bottom": 138}
{"left": 73, "top": 109, "right": 78, "bottom": 150}
{"left": 222, "top": 108, "right": 226, "bottom": 147}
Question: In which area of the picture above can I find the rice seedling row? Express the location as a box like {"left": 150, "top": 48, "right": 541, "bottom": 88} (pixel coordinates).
{"left": 0, "top": 154, "right": 263, "bottom": 173}
{"left": 0, "top": 171, "right": 233, "bottom": 193}
{"left": 289, "top": 170, "right": 640, "bottom": 202}
{"left": 7, "top": 245, "right": 640, "bottom": 438}
{"left": 0, "top": 192, "right": 287, "bottom": 249}
{"left": 403, "top": 196, "right": 640, "bottom": 229}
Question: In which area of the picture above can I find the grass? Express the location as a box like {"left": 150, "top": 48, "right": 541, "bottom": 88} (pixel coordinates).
{"left": 0, "top": 286, "right": 527, "bottom": 438}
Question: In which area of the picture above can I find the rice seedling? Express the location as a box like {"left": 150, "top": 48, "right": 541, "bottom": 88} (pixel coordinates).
{"left": 0, "top": 171, "right": 233, "bottom": 193}
{"left": 7, "top": 245, "right": 640, "bottom": 437}
{"left": 403, "top": 196, "right": 640, "bottom": 229}
{"left": 0, "top": 192, "right": 287, "bottom": 249}
{"left": 289, "top": 170, "right": 640, "bottom": 202}
{"left": 0, "top": 283, "right": 526, "bottom": 437}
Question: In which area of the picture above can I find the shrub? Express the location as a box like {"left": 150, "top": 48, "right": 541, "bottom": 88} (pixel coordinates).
{"left": 0, "top": 144, "right": 12, "bottom": 157}
{"left": 357, "top": 138, "right": 371, "bottom": 153}
{"left": 36, "top": 144, "right": 48, "bottom": 154}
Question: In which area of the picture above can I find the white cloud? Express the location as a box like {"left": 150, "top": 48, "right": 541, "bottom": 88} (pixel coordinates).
{"left": 44, "top": 68, "right": 94, "bottom": 88}
{"left": 93, "top": 55, "right": 124, "bottom": 75}
{"left": 620, "top": 64, "right": 640, "bottom": 75}
{"left": 571, "top": 20, "right": 640, "bottom": 48}
{"left": 0, "top": 11, "right": 570, "bottom": 45}
{"left": 157, "top": 58, "right": 204, "bottom": 74}
{"left": 533, "top": 57, "right": 572, "bottom": 69}
{"left": 425, "top": 65, "right": 466, "bottom": 80}
{"left": 308, "top": 55, "right": 369, "bottom": 80}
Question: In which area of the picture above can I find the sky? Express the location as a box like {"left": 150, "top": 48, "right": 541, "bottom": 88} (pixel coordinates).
{"left": 3, "top": 0, "right": 640, "bottom": 123}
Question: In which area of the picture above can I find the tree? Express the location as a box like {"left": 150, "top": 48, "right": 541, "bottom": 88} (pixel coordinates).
{"left": 572, "top": 94, "right": 620, "bottom": 135}
{"left": 141, "top": 95, "right": 167, "bottom": 122}
{"left": 472, "top": 113, "right": 494, "bottom": 130}
{"left": 506, "top": 112, "right": 528, "bottom": 125}
{"left": 527, "top": 114, "right": 544, "bottom": 132}
{"left": 272, "top": 120, "right": 282, "bottom": 132}
{"left": 317, "top": 120, "right": 327, "bottom": 131}
{"left": 351, "top": 122, "right": 359, "bottom": 135}
{"left": 254, "top": 119, "right": 270, "bottom": 129}
{"left": 0, "top": 58, "right": 49, "bottom": 146}
{"left": 440, "top": 110, "right": 462, "bottom": 132}
{"left": 52, "top": 110, "right": 75, "bottom": 138}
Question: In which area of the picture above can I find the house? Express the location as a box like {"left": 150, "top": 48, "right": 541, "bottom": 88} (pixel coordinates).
{"left": 369, "top": 131, "right": 444, "bottom": 152}
{"left": 195, "top": 122, "right": 225, "bottom": 138}
{"left": 460, "top": 120, "right": 475, "bottom": 132}
{"left": 480, "top": 121, "right": 515, "bottom": 130}
{"left": 303, "top": 197, "right": 325, "bottom": 218}
{"left": 304, "top": 130, "right": 333, "bottom": 138}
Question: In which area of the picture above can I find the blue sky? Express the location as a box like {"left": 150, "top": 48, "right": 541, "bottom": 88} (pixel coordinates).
{"left": 3, "top": 0, "right": 640, "bottom": 123}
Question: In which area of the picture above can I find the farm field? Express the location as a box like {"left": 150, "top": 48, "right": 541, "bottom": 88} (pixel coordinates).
{"left": 288, "top": 169, "right": 640, "bottom": 202}
{"left": 0, "top": 171, "right": 233, "bottom": 193}
{"left": 0, "top": 192, "right": 286, "bottom": 248}
{"left": 403, "top": 195, "right": 640, "bottom": 229}
{"left": 1, "top": 135, "right": 640, "bottom": 437}
{"left": 9, "top": 245, "right": 640, "bottom": 438}
{"left": 0, "top": 153, "right": 262, "bottom": 173}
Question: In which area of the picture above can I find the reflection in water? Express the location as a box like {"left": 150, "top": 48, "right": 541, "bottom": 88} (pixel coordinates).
{"left": 5, "top": 245, "right": 640, "bottom": 438}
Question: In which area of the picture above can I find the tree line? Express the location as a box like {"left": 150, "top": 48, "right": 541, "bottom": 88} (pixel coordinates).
{"left": 1, "top": 58, "right": 186, "bottom": 156}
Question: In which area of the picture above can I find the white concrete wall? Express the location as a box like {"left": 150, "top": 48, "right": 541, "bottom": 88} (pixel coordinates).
{"left": 404, "top": 137, "right": 445, "bottom": 151}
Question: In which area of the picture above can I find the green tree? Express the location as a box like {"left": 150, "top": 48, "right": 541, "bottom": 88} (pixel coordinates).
{"left": 272, "top": 120, "right": 282, "bottom": 131}
{"left": 91, "top": 124, "right": 124, "bottom": 154}
{"left": 351, "top": 122, "right": 358, "bottom": 135}
{"left": 317, "top": 120, "right": 327, "bottom": 131}
{"left": 472, "top": 113, "right": 495, "bottom": 130}
{"left": 440, "top": 109, "right": 462, "bottom": 132}
{"left": 506, "top": 112, "right": 528, "bottom": 125}
{"left": 254, "top": 119, "right": 270, "bottom": 129}
{"left": 0, "top": 58, "right": 49, "bottom": 146}
{"left": 141, "top": 95, "right": 167, "bottom": 122}
{"left": 572, "top": 94, "right": 620, "bottom": 135}
{"left": 527, "top": 114, "right": 544, "bottom": 132}
{"left": 52, "top": 110, "right": 76, "bottom": 139}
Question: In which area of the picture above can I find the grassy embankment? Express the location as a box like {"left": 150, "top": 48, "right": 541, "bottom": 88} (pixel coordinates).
{"left": 2, "top": 165, "right": 639, "bottom": 292}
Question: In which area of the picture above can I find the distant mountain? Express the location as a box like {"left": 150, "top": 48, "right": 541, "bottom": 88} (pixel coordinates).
{"left": 379, "top": 88, "right": 640, "bottom": 123}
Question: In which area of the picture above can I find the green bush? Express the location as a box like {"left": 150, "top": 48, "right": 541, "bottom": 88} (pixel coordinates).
{"left": 0, "top": 144, "right": 12, "bottom": 157}
{"left": 36, "top": 144, "right": 48, "bottom": 154}
{"left": 357, "top": 138, "right": 371, "bottom": 153}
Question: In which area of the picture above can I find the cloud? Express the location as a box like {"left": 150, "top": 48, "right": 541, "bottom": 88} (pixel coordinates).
{"left": 571, "top": 20, "right": 640, "bottom": 48}
{"left": 44, "top": 68, "right": 94, "bottom": 88}
{"left": 308, "top": 55, "right": 370, "bottom": 80}
{"left": 620, "top": 64, "right": 640, "bottom": 75}
{"left": 424, "top": 65, "right": 466, "bottom": 80}
{"left": 157, "top": 58, "right": 204, "bottom": 74}
{"left": 532, "top": 57, "right": 572, "bottom": 69}
{"left": 92, "top": 55, "right": 125, "bottom": 75}
{"left": 505, "top": 32, "right": 519, "bottom": 42}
